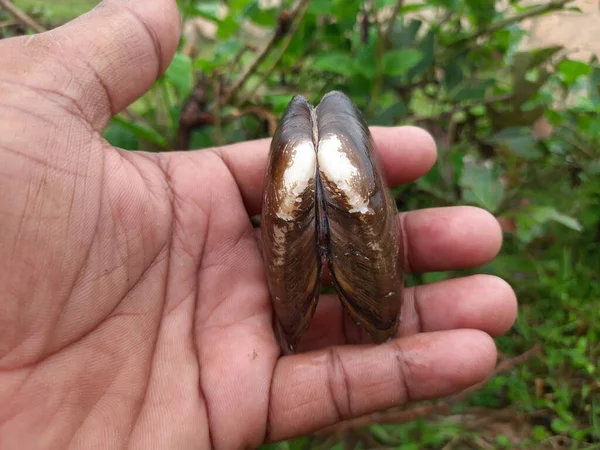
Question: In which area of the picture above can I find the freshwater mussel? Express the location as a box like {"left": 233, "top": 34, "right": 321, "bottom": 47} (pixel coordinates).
{"left": 261, "top": 91, "right": 403, "bottom": 353}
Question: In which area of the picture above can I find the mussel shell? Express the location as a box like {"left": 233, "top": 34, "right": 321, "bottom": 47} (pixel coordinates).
{"left": 261, "top": 91, "right": 403, "bottom": 352}
{"left": 260, "top": 95, "right": 321, "bottom": 352}
{"left": 316, "top": 92, "right": 403, "bottom": 343}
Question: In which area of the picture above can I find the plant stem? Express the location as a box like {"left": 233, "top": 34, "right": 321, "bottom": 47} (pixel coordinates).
{"left": 0, "top": 0, "right": 45, "bottom": 33}
{"left": 367, "top": 0, "right": 405, "bottom": 115}
{"left": 383, "top": 0, "right": 405, "bottom": 44}
{"left": 221, "top": 0, "right": 310, "bottom": 106}
{"left": 451, "top": 0, "right": 576, "bottom": 47}
{"left": 237, "top": 0, "right": 310, "bottom": 105}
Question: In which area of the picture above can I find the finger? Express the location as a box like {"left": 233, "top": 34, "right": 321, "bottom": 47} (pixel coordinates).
{"left": 3, "top": 0, "right": 181, "bottom": 129}
{"left": 210, "top": 126, "right": 437, "bottom": 215}
{"left": 267, "top": 329, "right": 497, "bottom": 442}
{"left": 401, "top": 205, "right": 502, "bottom": 273}
{"left": 400, "top": 274, "right": 517, "bottom": 337}
{"left": 297, "top": 274, "right": 517, "bottom": 350}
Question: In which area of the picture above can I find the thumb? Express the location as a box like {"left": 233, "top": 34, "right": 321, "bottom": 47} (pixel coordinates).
{"left": 0, "top": 0, "right": 181, "bottom": 130}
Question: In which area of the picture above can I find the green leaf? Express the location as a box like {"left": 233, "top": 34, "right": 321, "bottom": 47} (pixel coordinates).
{"left": 465, "top": 0, "right": 496, "bottom": 26}
{"left": 382, "top": 49, "right": 423, "bottom": 76}
{"left": 369, "top": 93, "right": 407, "bottom": 125}
{"left": 389, "top": 18, "right": 422, "bottom": 49}
{"left": 460, "top": 162, "right": 505, "bottom": 212}
{"left": 110, "top": 115, "right": 168, "bottom": 149}
{"left": 416, "top": 159, "right": 456, "bottom": 203}
{"left": 216, "top": 13, "right": 240, "bottom": 40}
{"left": 551, "top": 418, "right": 571, "bottom": 434}
{"left": 444, "top": 58, "right": 464, "bottom": 90}
{"left": 511, "top": 46, "right": 562, "bottom": 82}
{"left": 400, "top": 3, "right": 429, "bottom": 13}
{"left": 374, "top": 0, "right": 398, "bottom": 7}
{"left": 228, "top": 0, "right": 254, "bottom": 12}
{"left": 488, "top": 127, "right": 543, "bottom": 160}
{"left": 532, "top": 425, "right": 550, "bottom": 442}
{"left": 355, "top": 42, "right": 378, "bottom": 80}
{"left": 451, "top": 80, "right": 492, "bottom": 101}
{"left": 495, "top": 434, "right": 512, "bottom": 448}
{"left": 308, "top": 0, "right": 333, "bottom": 15}
{"left": 515, "top": 205, "right": 583, "bottom": 243}
{"left": 164, "top": 52, "right": 193, "bottom": 97}
{"left": 367, "top": 424, "right": 395, "bottom": 444}
{"left": 103, "top": 120, "right": 139, "bottom": 151}
{"left": 313, "top": 52, "right": 356, "bottom": 75}
{"left": 407, "top": 29, "right": 435, "bottom": 80}
{"left": 247, "top": 5, "right": 277, "bottom": 27}
{"left": 429, "top": 0, "right": 461, "bottom": 10}
{"left": 190, "top": 2, "right": 222, "bottom": 21}
{"left": 558, "top": 59, "right": 592, "bottom": 86}
{"left": 331, "top": 0, "right": 362, "bottom": 23}
{"left": 532, "top": 206, "right": 583, "bottom": 232}
{"left": 265, "top": 93, "right": 295, "bottom": 115}
{"left": 588, "top": 65, "right": 600, "bottom": 103}
{"left": 195, "top": 39, "right": 243, "bottom": 71}
{"left": 189, "top": 126, "right": 215, "bottom": 150}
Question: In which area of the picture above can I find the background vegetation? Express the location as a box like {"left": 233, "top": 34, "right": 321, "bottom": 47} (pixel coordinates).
{"left": 3, "top": 0, "right": 599, "bottom": 448}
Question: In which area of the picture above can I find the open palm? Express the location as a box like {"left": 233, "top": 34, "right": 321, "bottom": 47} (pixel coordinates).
{"left": 0, "top": 1, "right": 517, "bottom": 449}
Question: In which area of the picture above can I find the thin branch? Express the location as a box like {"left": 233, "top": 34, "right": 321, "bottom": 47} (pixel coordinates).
{"left": 221, "top": 0, "right": 310, "bottom": 106}
{"left": 383, "top": 0, "right": 405, "bottom": 44}
{"left": 0, "top": 19, "right": 17, "bottom": 28}
{"left": 451, "top": 0, "right": 575, "bottom": 47}
{"left": 0, "top": 0, "right": 45, "bottom": 33}
{"left": 121, "top": 108, "right": 157, "bottom": 131}
{"left": 316, "top": 344, "right": 542, "bottom": 435}
{"left": 212, "top": 76, "right": 223, "bottom": 146}
{"left": 556, "top": 124, "right": 595, "bottom": 158}
{"left": 173, "top": 79, "right": 214, "bottom": 150}
{"left": 368, "top": 0, "right": 384, "bottom": 41}
{"left": 367, "top": 0, "right": 387, "bottom": 115}
{"left": 237, "top": 0, "right": 310, "bottom": 105}
{"left": 229, "top": 105, "right": 278, "bottom": 135}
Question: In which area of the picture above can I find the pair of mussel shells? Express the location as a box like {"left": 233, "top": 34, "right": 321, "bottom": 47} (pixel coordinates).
{"left": 261, "top": 91, "right": 403, "bottom": 353}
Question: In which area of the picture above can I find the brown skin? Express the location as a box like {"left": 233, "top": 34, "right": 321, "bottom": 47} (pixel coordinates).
{"left": 0, "top": 1, "right": 518, "bottom": 448}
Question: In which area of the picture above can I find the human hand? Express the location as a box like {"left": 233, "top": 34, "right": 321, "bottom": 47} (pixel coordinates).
{"left": 0, "top": 1, "right": 517, "bottom": 448}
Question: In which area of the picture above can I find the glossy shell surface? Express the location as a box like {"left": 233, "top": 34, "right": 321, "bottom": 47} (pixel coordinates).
{"left": 261, "top": 91, "right": 403, "bottom": 352}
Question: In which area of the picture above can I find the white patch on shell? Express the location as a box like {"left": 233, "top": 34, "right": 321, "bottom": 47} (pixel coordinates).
{"left": 367, "top": 241, "right": 383, "bottom": 251}
{"left": 271, "top": 223, "right": 289, "bottom": 267}
{"left": 317, "top": 134, "right": 371, "bottom": 214}
{"left": 276, "top": 140, "right": 316, "bottom": 220}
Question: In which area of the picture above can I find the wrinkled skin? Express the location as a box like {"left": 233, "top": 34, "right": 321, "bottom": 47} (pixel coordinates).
{"left": 0, "top": 1, "right": 518, "bottom": 448}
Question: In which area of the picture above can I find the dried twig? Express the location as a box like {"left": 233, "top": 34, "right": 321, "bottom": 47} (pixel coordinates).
{"left": 0, "top": 19, "right": 17, "bottom": 28}
{"left": 229, "top": 105, "right": 278, "bottom": 136}
{"left": 221, "top": 0, "right": 310, "bottom": 106}
{"left": 440, "top": 435, "right": 462, "bottom": 450}
{"left": 473, "top": 435, "right": 496, "bottom": 450}
{"left": 0, "top": 0, "right": 45, "bottom": 33}
{"left": 173, "top": 79, "right": 214, "bottom": 150}
{"left": 316, "top": 344, "right": 542, "bottom": 435}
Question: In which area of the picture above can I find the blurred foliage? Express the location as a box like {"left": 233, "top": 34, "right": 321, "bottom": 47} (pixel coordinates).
{"left": 4, "top": 0, "right": 99, "bottom": 26}
{"left": 5, "top": 0, "right": 600, "bottom": 448}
